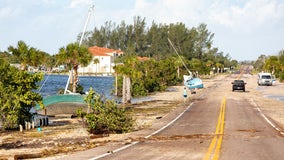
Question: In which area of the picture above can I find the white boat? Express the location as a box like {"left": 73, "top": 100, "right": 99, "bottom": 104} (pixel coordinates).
{"left": 183, "top": 75, "right": 204, "bottom": 89}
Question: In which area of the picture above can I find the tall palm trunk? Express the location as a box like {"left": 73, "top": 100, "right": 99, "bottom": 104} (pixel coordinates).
{"left": 122, "top": 75, "right": 126, "bottom": 103}
{"left": 126, "top": 76, "right": 131, "bottom": 102}
{"left": 115, "top": 73, "right": 118, "bottom": 96}
{"left": 122, "top": 75, "right": 131, "bottom": 104}
{"left": 73, "top": 64, "right": 79, "bottom": 93}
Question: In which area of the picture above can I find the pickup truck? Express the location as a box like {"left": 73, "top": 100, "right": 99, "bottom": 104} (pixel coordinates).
{"left": 232, "top": 80, "right": 246, "bottom": 92}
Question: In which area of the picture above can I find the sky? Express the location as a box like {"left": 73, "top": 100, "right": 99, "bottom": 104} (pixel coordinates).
{"left": 1, "top": 0, "right": 284, "bottom": 61}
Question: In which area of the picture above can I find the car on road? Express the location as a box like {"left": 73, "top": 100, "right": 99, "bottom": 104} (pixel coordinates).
{"left": 232, "top": 80, "right": 246, "bottom": 92}
{"left": 257, "top": 72, "right": 273, "bottom": 86}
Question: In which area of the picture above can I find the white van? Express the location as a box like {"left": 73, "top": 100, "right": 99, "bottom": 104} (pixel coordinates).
{"left": 257, "top": 72, "right": 273, "bottom": 86}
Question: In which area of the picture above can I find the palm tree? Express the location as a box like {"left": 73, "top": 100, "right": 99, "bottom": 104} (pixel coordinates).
{"left": 93, "top": 58, "right": 100, "bottom": 74}
{"left": 57, "top": 42, "right": 92, "bottom": 93}
{"left": 8, "top": 40, "right": 41, "bottom": 70}
{"left": 114, "top": 55, "right": 141, "bottom": 104}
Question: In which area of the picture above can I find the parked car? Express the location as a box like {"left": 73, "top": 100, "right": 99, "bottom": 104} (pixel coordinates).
{"left": 232, "top": 80, "right": 246, "bottom": 92}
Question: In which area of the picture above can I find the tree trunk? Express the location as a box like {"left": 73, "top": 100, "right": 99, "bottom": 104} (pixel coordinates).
{"left": 115, "top": 73, "right": 118, "bottom": 96}
{"left": 122, "top": 75, "right": 126, "bottom": 103}
{"left": 122, "top": 75, "right": 131, "bottom": 104}
{"left": 126, "top": 76, "right": 131, "bottom": 103}
{"left": 73, "top": 64, "right": 79, "bottom": 93}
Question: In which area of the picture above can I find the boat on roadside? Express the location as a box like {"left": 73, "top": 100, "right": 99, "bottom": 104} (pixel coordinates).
{"left": 184, "top": 75, "right": 204, "bottom": 89}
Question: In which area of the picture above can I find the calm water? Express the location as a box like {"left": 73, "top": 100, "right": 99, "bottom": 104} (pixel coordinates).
{"left": 37, "top": 74, "right": 115, "bottom": 99}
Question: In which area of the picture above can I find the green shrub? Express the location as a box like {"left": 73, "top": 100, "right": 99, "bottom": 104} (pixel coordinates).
{"left": 85, "top": 88, "right": 134, "bottom": 134}
{"left": 0, "top": 60, "right": 43, "bottom": 130}
{"left": 279, "top": 71, "right": 284, "bottom": 82}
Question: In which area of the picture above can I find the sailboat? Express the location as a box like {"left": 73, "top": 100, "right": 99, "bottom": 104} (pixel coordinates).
{"left": 64, "top": 4, "right": 94, "bottom": 95}
{"left": 168, "top": 39, "right": 204, "bottom": 90}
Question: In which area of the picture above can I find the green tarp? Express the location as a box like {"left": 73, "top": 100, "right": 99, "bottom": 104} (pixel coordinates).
{"left": 36, "top": 94, "right": 86, "bottom": 109}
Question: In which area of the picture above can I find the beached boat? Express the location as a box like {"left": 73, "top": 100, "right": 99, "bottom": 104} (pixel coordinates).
{"left": 183, "top": 75, "right": 204, "bottom": 89}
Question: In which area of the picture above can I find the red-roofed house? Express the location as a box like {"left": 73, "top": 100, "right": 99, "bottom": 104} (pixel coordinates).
{"left": 78, "top": 46, "right": 123, "bottom": 75}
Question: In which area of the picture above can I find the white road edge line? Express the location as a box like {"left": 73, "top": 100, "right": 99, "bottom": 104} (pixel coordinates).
{"left": 89, "top": 102, "right": 194, "bottom": 160}
{"left": 252, "top": 99, "right": 284, "bottom": 136}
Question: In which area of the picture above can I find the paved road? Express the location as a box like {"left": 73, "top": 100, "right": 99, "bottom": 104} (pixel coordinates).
{"left": 57, "top": 73, "right": 284, "bottom": 160}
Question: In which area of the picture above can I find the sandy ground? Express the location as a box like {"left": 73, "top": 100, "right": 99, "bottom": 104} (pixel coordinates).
{"left": 244, "top": 74, "right": 284, "bottom": 128}
{"left": 1, "top": 73, "right": 284, "bottom": 159}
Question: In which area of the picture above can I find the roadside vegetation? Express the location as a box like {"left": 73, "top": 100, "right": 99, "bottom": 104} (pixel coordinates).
{"left": 79, "top": 88, "right": 134, "bottom": 134}
{"left": 254, "top": 52, "right": 284, "bottom": 81}
{"left": 0, "top": 59, "right": 43, "bottom": 130}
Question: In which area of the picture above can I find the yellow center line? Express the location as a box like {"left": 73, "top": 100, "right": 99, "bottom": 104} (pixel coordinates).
{"left": 237, "top": 70, "right": 244, "bottom": 79}
{"left": 203, "top": 97, "right": 226, "bottom": 160}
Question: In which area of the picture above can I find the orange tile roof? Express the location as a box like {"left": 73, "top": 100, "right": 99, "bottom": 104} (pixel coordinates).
{"left": 88, "top": 46, "right": 123, "bottom": 56}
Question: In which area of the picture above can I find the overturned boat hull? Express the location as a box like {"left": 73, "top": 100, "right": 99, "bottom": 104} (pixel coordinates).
{"left": 184, "top": 77, "right": 204, "bottom": 89}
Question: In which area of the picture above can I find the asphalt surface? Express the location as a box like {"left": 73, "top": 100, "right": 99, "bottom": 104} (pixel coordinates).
{"left": 54, "top": 72, "right": 284, "bottom": 160}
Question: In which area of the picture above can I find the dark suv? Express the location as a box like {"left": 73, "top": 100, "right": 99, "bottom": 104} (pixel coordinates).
{"left": 232, "top": 80, "right": 246, "bottom": 92}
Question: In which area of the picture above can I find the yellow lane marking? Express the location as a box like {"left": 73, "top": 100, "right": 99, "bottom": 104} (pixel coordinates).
{"left": 203, "top": 97, "right": 226, "bottom": 160}
{"left": 237, "top": 70, "right": 244, "bottom": 79}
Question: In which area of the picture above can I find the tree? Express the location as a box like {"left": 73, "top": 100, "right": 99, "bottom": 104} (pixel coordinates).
{"left": 115, "top": 55, "right": 136, "bottom": 103}
{"left": 0, "top": 59, "right": 43, "bottom": 130}
{"left": 133, "top": 16, "right": 147, "bottom": 53}
{"left": 264, "top": 56, "right": 279, "bottom": 74}
{"left": 56, "top": 42, "right": 92, "bottom": 93}
{"left": 278, "top": 50, "right": 284, "bottom": 81}
{"left": 254, "top": 54, "right": 267, "bottom": 72}
{"left": 0, "top": 51, "right": 19, "bottom": 64}
{"left": 8, "top": 41, "right": 43, "bottom": 70}
{"left": 93, "top": 58, "right": 100, "bottom": 74}
{"left": 189, "top": 58, "right": 203, "bottom": 75}
{"left": 84, "top": 88, "right": 133, "bottom": 134}
{"left": 114, "top": 52, "right": 145, "bottom": 103}
{"left": 215, "top": 62, "right": 223, "bottom": 73}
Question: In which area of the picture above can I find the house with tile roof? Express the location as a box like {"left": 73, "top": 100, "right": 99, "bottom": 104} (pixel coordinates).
{"left": 78, "top": 46, "right": 123, "bottom": 75}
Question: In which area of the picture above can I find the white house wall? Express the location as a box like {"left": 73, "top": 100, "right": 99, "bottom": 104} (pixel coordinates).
{"left": 78, "top": 55, "right": 113, "bottom": 74}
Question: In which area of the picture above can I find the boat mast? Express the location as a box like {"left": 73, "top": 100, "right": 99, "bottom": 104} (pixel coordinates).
{"left": 167, "top": 38, "right": 192, "bottom": 77}
{"left": 79, "top": 4, "right": 94, "bottom": 46}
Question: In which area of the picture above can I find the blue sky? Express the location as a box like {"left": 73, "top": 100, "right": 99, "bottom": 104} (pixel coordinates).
{"left": 1, "top": 0, "right": 284, "bottom": 61}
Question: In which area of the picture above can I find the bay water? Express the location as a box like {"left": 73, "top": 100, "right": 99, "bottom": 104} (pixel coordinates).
{"left": 37, "top": 74, "right": 115, "bottom": 99}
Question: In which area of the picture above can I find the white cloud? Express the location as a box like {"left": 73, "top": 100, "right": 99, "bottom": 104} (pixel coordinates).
{"left": 0, "top": 6, "right": 22, "bottom": 18}
{"left": 134, "top": 0, "right": 151, "bottom": 10}
{"left": 0, "top": 7, "right": 12, "bottom": 18}
{"left": 68, "top": 0, "right": 93, "bottom": 8}
{"left": 209, "top": 0, "right": 284, "bottom": 31}
{"left": 130, "top": 0, "right": 207, "bottom": 26}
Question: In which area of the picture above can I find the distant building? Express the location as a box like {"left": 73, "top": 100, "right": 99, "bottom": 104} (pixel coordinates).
{"left": 78, "top": 46, "right": 123, "bottom": 75}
